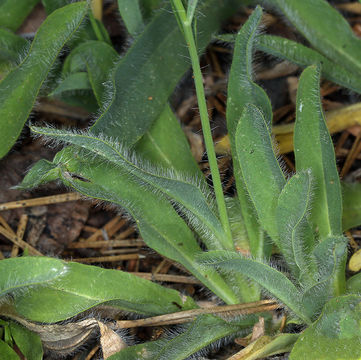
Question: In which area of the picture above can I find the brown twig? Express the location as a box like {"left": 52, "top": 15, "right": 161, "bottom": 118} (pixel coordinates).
{"left": 340, "top": 132, "right": 361, "bottom": 177}
{"left": 0, "top": 193, "right": 82, "bottom": 211}
{"left": 131, "top": 272, "right": 201, "bottom": 284}
{"left": 69, "top": 254, "right": 141, "bottom": 263}
{"left": 84, "top": 216, "right": 127, "bottom": 243}
{"left": 68, "top": 239, "right": 144, "bottom": 249}
{"left": 0, "top": 225, "right": 42, "bottom": 256}
{"left": 11, "top": 214, "right": 28, "bottom": 257}
{"left": 116, "top": 300, "right": 279, "bottom": 328}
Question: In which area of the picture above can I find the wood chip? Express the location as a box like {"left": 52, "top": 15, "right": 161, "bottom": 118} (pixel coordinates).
{"left": 68, "top": 239, "right": 144, "bottom": 249}
{"left": 70, "top": 254, "right": 141, "bottom": 263}
{"left": 98, "top": 321, "right": 127, "bottom": 359}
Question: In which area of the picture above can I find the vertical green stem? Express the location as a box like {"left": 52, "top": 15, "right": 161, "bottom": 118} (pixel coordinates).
{"left": 171, "top": 0, "right": 233, "bottom": 249}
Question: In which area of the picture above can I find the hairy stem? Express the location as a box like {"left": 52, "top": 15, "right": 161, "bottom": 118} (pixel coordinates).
{"left": 171, "top": 0, "right": 233, "bottom": 249}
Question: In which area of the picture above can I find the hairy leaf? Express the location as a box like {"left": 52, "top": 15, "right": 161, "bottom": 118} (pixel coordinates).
{"left": 256, "top": 35, "right": 361, "bottom": 94}
{"left": 294, "top": 65, "right": 342, "bottom": 238}
{"left": 342, "top": 182, "right": 361, "bottom": 231}
{"left": 290, "top": 295, "right": 361, "bottom": 360}
{"left": 135, "top": 105, "right": 201, "bottom": 175}
{"left": 226, "top": 6, "right": 272, "bottom": 258}
{"left": 0, "top": 2, "right": 88, "bottom": 158}
{"left": 9, "top": 322, "right": 43, "bottom": 360}
{"left": 313, "top": 236, "right": 347, "bottom": 292}
{"left": 30, "top": 126, "right": 228, "bottom": 250}
{"left": 0, "top": 0, "right": 39, "bottom": 31}
{"left": 227, "top": 6, "right": 272, "bottom": 137}
{"left": 91, "top": 0, "right": 240, "bottom": 144}
{"left": 62, "top": 40, "right": 119, "bottom": 107}
{"left": 150, "top": 315, "right": 241, "bottom": 360}
{"left": 12, "top": 260, "right": 197, "bottom": 323}
{"left": 50, "top": 72, "right": 91, "bottom": 96}
{"left": 347, "top": 272, "right": 361, "bottom": 294}
{"left": 118, "top": 0, "right": 202, "bottom": 178}
{"left": 0, "top": 29, "right": 28, "bottom": 70}
{"left": 42, "top": 0, "right": 69, "bottom": 14}
{"left": 0, "top": 257, "right": 68, "bottom": 298}
{"left": 266, "top": 0, "right": 361, "bottom": 76}
{"left": 198, "top": 251, "right": 310, "bottom": 323}
{"left": 42, "top": 0, "right": 107, "bottom": 49}
{"left": 110, "top": 315, "right": 243, "bottom": 360}
{"left": 21, "top": 149, "right": 239, "bottom": 304}
{"left": 302, "top": 236, "right": 347, "bottom": 317}
{"left": 139, "top": 0, "right": 163, "bottom": 21}
{"left": 108, "top": 341, "right": 162, "bottom": 360}
{"left": 235, "top": 104, "right": 285, "bottom": 241}
{"left": 276, "top": 171, "right": 316, "bottom": 281}
{"left": 117, "top": 0, "right": 144, "bottom": 36}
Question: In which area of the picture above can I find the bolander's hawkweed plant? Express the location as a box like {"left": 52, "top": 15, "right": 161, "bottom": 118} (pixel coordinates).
{"left": 2, "top": 0, "right": 361, "bottom": 359}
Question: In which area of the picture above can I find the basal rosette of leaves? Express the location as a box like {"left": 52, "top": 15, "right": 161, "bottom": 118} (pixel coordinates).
{"left": 1, "top": 0, "right": 361, "bottom": 359}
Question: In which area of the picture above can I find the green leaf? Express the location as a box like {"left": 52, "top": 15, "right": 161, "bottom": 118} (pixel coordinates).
{"left": 88, "top": 11, "right": 112, "bottom": 44}
{"left": 21, "top": 149, "right": 239, "bottom": 305}
{"left": 0, "top": 257, "right": 68, "bottom": 298}
{"left": 289, "top": 295, "right": 361, "bottom": 360}
{"left": 226, "top": 197, "right": 249, "bottom": 252}
{"left": 198, "top": 251, "right": 310, "bottom": 324}
{"left": 266, "top": 0, "right": 361, "bottom": 76}
{"left": 42, "top": 0, "right": 69, "bottom": 14}
{"left": 108, "top": 341, "right": 161, "bottom": 360}
{"left": 55, "top": 89, "right": 98, "bottom": 112}
{"left": 0, "top": 319, "right": 12, "bottom": 346}
{"left": 302, "top": 236, "right": 347, "bottom": 318}
{"left": 91, "top": 0, "right": 240, "bottom": 144}
{"left": 42, "top": 0, "right": 106, "bottom": 49}
{"left": 150, "top": 315, "right": 241, "bottom": 360}
{"left": 347, "top": 272, "right": 361, "bottom": 294}
{"left": 235, "top": 104, "right": 285, "bottom": 242}
{"left": 110, "top": 315, "right": 242, "bottom": 360}
{"left": 30, "top": 126, "right": 228, "bottom": 250}
{"left": 62, "top": 40, "right": 119, "bottom": 107}
{"left": 0, "top": 28, "right": 28, "bottom": 66}
{"left": 294, "top": 65, "right": 342, "bottom": 238}
{"left": 117, "top": 0, "right": 144, "bottom": 36}
{"left": 0, "top": 2, "right": 88, "bottom": 158}
{"left": 238, "top": 334, "right": 299, "bottom": 360}
{"left": 13, "top": 260, "right": 197, "bottom": 323}
{"left": 275, "top": 171, "right": 316, "bottom": 281}
{"left": 9, "top": 322, "right": 43, "bottom": 360}
{"left": 0, "top": 339, "right": 19, "bottom": 360}
{"left": 256, "top": 35, "right": 361, "bottom": 94}
{"left": 139, "top": 0, "right": 162, "bottom": 21}
{"left": 50, "top": 72, "right": 91, "bottom": 96}
{"left": 226, "top": 6, "right": 273, "bottom": 257}
{"left": 342, "top": 182, "right": 361, "bottom": 231}
{"left": 227, "top": 6, "right": 272, "bottom": 138}
{"left": 135, "top": 104, "right": 201, "bottom": 175}
{"left": 0, "top": 0, "right": 39, "bottom": 31}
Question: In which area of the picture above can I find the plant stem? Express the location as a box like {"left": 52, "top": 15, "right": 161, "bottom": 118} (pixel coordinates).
{"left": 171, "top": 0, "right": 233, "bottom": 249}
